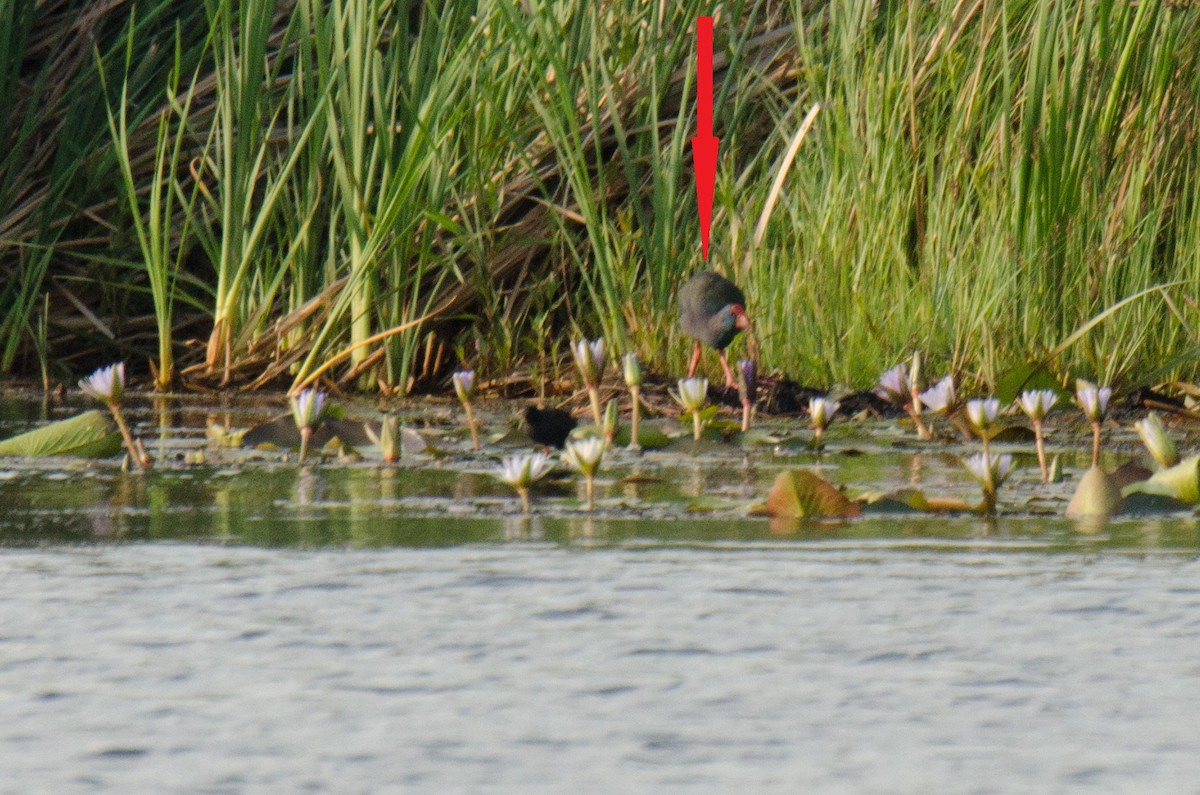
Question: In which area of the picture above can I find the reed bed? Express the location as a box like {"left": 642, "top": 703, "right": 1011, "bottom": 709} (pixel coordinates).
{"left": 1, "top": 0, "right": 1198, "bottom": 394}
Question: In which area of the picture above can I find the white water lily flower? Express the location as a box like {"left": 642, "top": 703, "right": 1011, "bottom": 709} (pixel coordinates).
{"left": 79, "top": 362, "right": 126, "bottom": 405}
{"left": 919, "top": 376, "right": 956, "bottom": 414}
{"left": 565, "top": 437, "right": 606, "bottom": 478}
{"left": 1017, "top": 389, "right": 1058, "bottom": 421}
{"left": 809, "top": 396, "right": 840, "bottom": 430}
{"left": 874, "top": 364, "right": 909, "bottom": 404}
{"left": 452, "top": 370, "right": 475, "bottom": 404}
{"left": 290, "top": 388, "right": 327, "bottom": 432}
{"left": 571, "top": 338, "right": 606, "bottom": 386}
{"left": 1075, "top": 380, "right": 1112, "bottom": 422}
{"left": 498, "top": 452, "right": 552, "bottom": 489}
{"left": 965, "top": 398, "right": 1000, "bottom": 433}
{"left": 1134, "top": 412, "right": 1178, "bottom": 469}
{"left": 675, "top": 377, "right": 709, "bottom": 413}
{"left": 623, "top": 352, "right": 642, "bottom": 388}
{"left": 963, "top": 452, "right": 1014, "bottom": 491}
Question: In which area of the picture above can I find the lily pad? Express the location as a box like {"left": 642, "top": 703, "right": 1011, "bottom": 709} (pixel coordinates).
{"left": 242, "top": 415, "right": 374, "bottom": 450}
{"left": 1066, "top": 466, "right": 1123, "bottom": 519}
{"left": 758, "top": 470, "right": 862, "bottom": 519}
{"left": 615, "top": 422, "right": 671, "bottom": 449}
{"left": 1122, "top": 454, "right": 1200, "bottom": 504}
{"left": 858, "top": 488, "right": 929, "bottom": 514}
{"left": 573, "top": 422, "right": 672, "bottom": 450}
{"left": 858, "top": 489, "right": 976, "bottom": 514}
{"left": 1121, "top": 492, "right": 1193, "bottom": 515}
{"left": 0, "top": 410, "right": 122, "bottom": 458}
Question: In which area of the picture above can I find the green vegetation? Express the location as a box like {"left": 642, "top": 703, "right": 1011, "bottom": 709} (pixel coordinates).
{"left": 2, "top": 0, "right": 1199, "bottom": 393}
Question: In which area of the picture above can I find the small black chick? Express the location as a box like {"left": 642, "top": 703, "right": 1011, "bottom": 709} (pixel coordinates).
{"left": 524, "top": 406, "right": 576, "bottom": 450}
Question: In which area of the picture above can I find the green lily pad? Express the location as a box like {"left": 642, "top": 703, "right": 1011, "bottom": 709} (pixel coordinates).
{"left": 572, "top": 422, "right": 671, "bottom": 449}
{"left": 738, "top": 429, "right": 781, "bottom": 446}
{"left": 758, "top": 470, "right": 862, "bottom": 519}
{"left": 1066, "top": 466, "right": 1123, "bottom": 519}
{"left": 1121, "top": 492, "right": 1193, "bottom": 515}
{"left": 616, "top": 422, "right": 671, "bottom": 449}
{"left": 0, "top": 410, "right": 122, "bottom": 458}
{"left": 1122, "top": 454, "right": 1200, "bottom": 504}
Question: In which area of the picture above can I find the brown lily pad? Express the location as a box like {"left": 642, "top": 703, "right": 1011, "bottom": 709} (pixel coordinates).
{"left": 758, "top": 470, "right": 862, "bottom": 519}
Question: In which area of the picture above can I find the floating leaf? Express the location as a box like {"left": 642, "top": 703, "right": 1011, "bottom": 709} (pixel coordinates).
{"left": 858, "top": 489, "right": 976, "bottom": 514}
{"left": 739, "top": 429, "right": 781, "bottom": 446}
{"left": 1121, "top": 492, "right": 1192, "bottom": 515}
{"left": 1122, "top": 454, "right": 1200, "bottom": 504}
{"left": 242, "top": 414, "right": 372, "bottom": 450}
{"left": 615, "top": 422, "right": 671, "bottom": 449}
{"left": 678, "top": 405, "right": 720, "bottom": 426}
{"left": 0, "top": 410, "right": 122, "bottom": 458}
{"left": 760, "top": 470, "right": 862, "bottom": 519}
{"left": 858, "top": 488, "right": 929, "bottom": 514}
{"left": 574, "top": 422, "right": 671, "bottom": 449}
{"left": 1066, "top": 467, "right": 1123, "bottom": 518}
{"left": 1110, "top": 461, "right": 1153, "bottom": 491}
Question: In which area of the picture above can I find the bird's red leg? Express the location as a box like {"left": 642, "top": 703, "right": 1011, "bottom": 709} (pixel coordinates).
{"left": 718, "top": 351, "right": 736, "bottom": 389}
{"left": 688, "top": 341, "right": 703, "bottom": 378}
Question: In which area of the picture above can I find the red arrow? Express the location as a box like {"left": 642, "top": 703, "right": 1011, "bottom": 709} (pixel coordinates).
{"left": 691, "top": 16, "right": 719, "bottom": 261}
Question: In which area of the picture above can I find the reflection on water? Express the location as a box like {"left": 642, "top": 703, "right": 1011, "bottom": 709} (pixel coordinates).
{"left": 2, "top": 459, "right": 1199, "bottom": 552}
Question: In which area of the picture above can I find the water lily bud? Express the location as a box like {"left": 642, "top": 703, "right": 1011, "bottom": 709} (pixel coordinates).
{"left": 623, "top": 352, "right": 642, "bottom": 387}
{"left": 1134, "top": 411, "right": 1178, "bottom": 469}
{"left": 376, "top": 416, "right": 401, "bottom": 463}
{"left": 603, "top": 400, "right": 619, "bottom": 440}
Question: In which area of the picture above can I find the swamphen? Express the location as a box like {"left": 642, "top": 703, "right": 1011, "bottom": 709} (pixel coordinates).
{"left": 524, "top": 406, "right": 576, "bottom": 450}
{"left": 679, "top": 270, "right": 751, "bottom": 388}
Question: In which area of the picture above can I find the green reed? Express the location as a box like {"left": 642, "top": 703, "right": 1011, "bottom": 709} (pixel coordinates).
{"left": 1, "top": 0, "right": 1198, "bottom": 396}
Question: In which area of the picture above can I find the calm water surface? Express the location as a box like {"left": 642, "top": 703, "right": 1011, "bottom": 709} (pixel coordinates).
{"left": 3, "top": 544, "right": 1200, "bottom": 792}
{"left": 2, "top": 394, "right": 1200, "bottom": 792}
